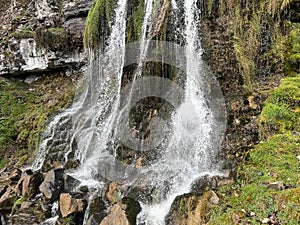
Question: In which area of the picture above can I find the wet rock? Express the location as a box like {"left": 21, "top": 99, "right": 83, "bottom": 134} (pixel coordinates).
{"left": 99, "top": 202, "right": 129, "bottom": 225}
{"left": 64, "top": 159, "right": 80, "bottom": 170}
{"left": 0, "top": 214, "right": 6, "bottom": 225}
{"left": 59, "top": 193, "right": 87, "bottom": 218}
{"left": 63, "top": 174, "right": 80, "bottom": 193}
{"left": 79, "top": 186, "right": 88, "bottom": 193}
{"left": 22, "top": 171, "right": 43, "bottom": 199}
{"left": 86, "top": 196, "right": 107, "bottom": 225}
{"left": 122, "top": 197, "right": 142, "bottom": 225}
{"left": 0, "top": 186, "right": 16, "bottom": 210}
{"left": 63, "top": 0, "right": 93, "bottom": 20}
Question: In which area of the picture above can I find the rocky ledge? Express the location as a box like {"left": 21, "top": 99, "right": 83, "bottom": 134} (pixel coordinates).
{"left": 0, "top": 0, "right": 93, "bottom": 76}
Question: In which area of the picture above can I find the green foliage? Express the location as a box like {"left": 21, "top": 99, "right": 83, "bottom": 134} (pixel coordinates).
{"left": 84, "top": 0, "right": 115, "bottom": 49}
{"left": 64, "top": 215, "right": 76, "bottom": 225}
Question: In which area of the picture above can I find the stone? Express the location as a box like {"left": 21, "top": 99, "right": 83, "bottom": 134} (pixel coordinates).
{"left": 0, "top": 184, "right": 8, "bottom": 197}
{"left": 63, "top": 174, "right": 80, "bottom": 193}
{"left": 267, "top": 181, "right": 285, "bottom": 191}
{"left": 22, "top": 171, "right": 43, "bottom": 199}
{"left": 248, "top": 95, "right": 258, "bottom": 109}
{"left": 121, "top": 197, "right": 142, "bottom": 225}
{"left": 262, "top": 218, "right": 271, "bottom": 224}
{"left": 20, "top": 200, "right": 33, "bottom": 209}
{"left": 209, "top": 191, "right": 220, "bottom": 205}
{"left": 231, "top": 211, "right": 246, "bottom": 224}
{"left": 99, "top": 203, "right": 129, "bottom": 225}
{"left": 59, "top": 193, "right": 87, "bottom": 218}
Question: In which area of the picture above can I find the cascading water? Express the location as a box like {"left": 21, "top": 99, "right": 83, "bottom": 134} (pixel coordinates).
{"left": 34, "top": 0, "right": 226, "bottom": 224}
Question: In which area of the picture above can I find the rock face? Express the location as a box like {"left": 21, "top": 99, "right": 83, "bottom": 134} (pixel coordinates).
{"left": 0, "top": 0, "right": 92, "bottom": 76}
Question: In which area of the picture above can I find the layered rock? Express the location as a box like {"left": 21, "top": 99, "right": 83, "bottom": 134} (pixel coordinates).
{"left": 0, "top": 0, "right": 93, "bottom": 76}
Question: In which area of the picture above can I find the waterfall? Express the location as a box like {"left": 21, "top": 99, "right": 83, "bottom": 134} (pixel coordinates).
{"left": 33, "top": 0, "right": 226, "bottom": 224}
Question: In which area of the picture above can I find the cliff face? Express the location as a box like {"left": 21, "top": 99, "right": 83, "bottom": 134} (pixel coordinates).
{"left": 0, "top": 0, "right": 92, "bottom": 75}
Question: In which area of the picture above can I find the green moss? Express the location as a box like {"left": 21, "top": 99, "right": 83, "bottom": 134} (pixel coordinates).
{"left": 9, "top": 29, "right": 35, "bottom": 39}
{"left": 0, "top": 159, "right": 7, "bottom": 169}
{"left": 125, "top": 0, "right": 145, "bottom": 43}
{"left": 35, "top": 27, "right": 70, "bottom": 52}
{"left": 286, "top": 23, "right": 300, "bottom": 73}
{"left": 0, "top": 74, "right": 75, "bottom": 165}
{"left": 84, "top": 0, "right": 115, "bottom": 49}
{"left": 259, "top": 74, "right": 300, "bottom": 136}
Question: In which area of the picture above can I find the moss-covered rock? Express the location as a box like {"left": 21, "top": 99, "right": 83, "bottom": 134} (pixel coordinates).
{"left": 84, "top": 0, "right": 116, "bottom": 50}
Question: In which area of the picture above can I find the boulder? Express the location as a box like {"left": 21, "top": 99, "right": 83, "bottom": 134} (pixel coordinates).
{"left": 122, "top": 197, "right": 142, "bottom": 225}
{"left": 39, "top": 169, "right": 64, "bottom": 200}
{"left": 59, "top": 193, "right": 87, "bottom": 218}
{"left": 22, "top": 171, "right": 43, "bottom": 199}
{"left": 99, "top": 203, "right": 129, "bottom": 225}
{"left": 165, "top": 191, "right": 220, "bottom": 225}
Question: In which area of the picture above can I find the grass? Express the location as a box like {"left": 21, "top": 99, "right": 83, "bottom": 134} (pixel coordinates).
{"left": 208, "top": 76, "right": 300, "bottom": 224}
{"left": 208, "top": 133, "right": 300, "bottom": 224}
